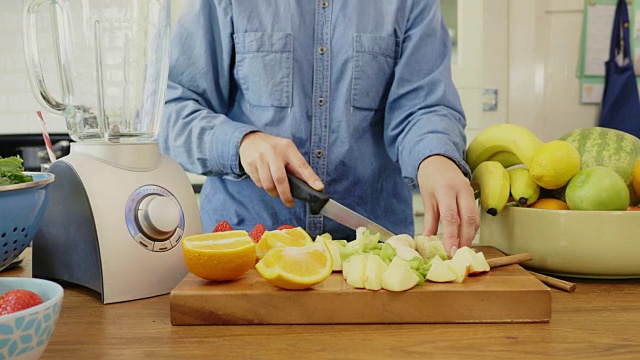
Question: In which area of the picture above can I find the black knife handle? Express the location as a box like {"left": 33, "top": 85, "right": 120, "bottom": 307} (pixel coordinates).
{"left": 287, "top": 173, "right": 329, "bottom": 215}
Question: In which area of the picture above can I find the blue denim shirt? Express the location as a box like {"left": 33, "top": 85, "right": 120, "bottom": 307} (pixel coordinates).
{"left": 160, "top": 0, "right": 469, "bottom": 240}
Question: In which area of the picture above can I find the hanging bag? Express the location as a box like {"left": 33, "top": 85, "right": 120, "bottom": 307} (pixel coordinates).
{"left": 598, "top": 0, "right": 640, "bottom": 137}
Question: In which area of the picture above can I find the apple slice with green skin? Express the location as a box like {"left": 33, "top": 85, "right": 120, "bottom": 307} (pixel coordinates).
{"left": 426, "top": 256, "right": 457, "bottom": 283}
{"left": 344, "top": 254, "right": 368, "bottom": 288}
{"left": 415, "top": 236, "right": 447, "bottom": 262}
{"left": 381, "top": 257, "right": 420, "bottom": 291}
{"left": 363, "top": 254, "right": 388, "bottom": 291}
{"left": 444, "top": 259, "right": 471, "bottom": 283}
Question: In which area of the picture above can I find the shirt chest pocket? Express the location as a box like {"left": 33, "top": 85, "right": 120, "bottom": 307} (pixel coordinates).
{"left": 234, "top": 32, "right": 293, "bottom": 107}
{"left": 351, "top": 34, "right": 400, "bottom": 110}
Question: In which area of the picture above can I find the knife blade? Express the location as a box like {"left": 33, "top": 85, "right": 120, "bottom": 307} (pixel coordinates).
{"left": 287, "top": 173, "right": 395, "bottom": 241}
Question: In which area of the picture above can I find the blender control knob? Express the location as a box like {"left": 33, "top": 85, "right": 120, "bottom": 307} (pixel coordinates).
{"left": 137, "top": 195, "right": 181, "bottom": 240}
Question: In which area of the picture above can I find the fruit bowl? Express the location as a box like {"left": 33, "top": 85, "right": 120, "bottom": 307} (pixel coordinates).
{"left": 0, "top": 173, "right": 55, "bottom": 271}
{"left": 0, "top": 277, "right": 63, "bottom": 359}
{"left": 478, "top": 206, "right": 640, "bottom": 279}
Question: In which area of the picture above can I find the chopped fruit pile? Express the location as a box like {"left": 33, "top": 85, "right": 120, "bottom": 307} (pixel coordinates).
{"left": 0, "top": 289, "right": 43, "bottom": 316}
{"left": 255, "top": 242, "right": 333, "bottom": 290}
{"left": 182, "top": 230, "right": 256, "bottom": 281}
{"left": 200, "top": 221, "right": 493, "bottom": 292}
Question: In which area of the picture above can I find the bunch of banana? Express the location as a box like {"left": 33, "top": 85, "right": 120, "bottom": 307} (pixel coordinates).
{"left": 468, "top": 124, "right": 545, "bottom": 215}
{"left": 466, "top": 124, "right": 545, "bottom": 172}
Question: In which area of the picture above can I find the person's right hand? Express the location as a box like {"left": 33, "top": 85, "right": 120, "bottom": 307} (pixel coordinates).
{"left": 239, "top": 132, "right": 324, "bottom": 207}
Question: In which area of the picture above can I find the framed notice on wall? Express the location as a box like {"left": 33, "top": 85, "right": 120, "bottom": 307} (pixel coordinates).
{"left": 578, "top": 0, "right": 640, "bottom": 103}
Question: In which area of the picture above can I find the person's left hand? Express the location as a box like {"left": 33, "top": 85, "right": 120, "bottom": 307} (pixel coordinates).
{"left": 417, "top": 155, "right": 479, "bottom": 257}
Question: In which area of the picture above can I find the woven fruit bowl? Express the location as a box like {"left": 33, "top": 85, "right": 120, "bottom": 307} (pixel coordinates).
{"left": 478, "top": 206, "right": 640, "bottom": 279}
{"left": 0, "top": 173, "right": 55, "bottom": 271}
{"left": 0, "top": 277, "right": 63, "bottom": 359}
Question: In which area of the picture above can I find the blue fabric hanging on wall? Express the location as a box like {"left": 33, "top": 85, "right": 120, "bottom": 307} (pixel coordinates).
{"left": 598, "top": 0, "right": 640, "bottom": 138}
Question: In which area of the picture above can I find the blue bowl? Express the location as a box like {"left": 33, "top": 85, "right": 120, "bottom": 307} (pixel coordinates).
{"left": 0, "top": 173, "right": 55, "bottom": 271}
{"left": 0, "top": 277, "right": 63, "bottom": 359}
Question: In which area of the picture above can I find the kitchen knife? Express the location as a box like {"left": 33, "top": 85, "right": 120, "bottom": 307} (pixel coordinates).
{"left": 287, "top": 173, "right": 395, "bottom": 241}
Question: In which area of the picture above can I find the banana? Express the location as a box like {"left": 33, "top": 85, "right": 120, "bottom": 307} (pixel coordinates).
{"left": 470, "top": 161, "right": 510, "bottom": 216}
{"left": 507, "top": 167, "right": 540, "bottom": 206}
{"left": 466, "top": 124, "right": 545, "bottom": 172}
{"left": 487, "top": 151, "right": 523, "bottom": 169}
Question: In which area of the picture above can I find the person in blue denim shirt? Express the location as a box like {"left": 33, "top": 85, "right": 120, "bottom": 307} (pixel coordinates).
{"left": 160, "top": 0, "right": 479, "bottom": 256}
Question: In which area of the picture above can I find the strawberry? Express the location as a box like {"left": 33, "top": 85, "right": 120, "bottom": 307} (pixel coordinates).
{"left": 276, "top": 224, "right": 295, "bottom": 230}
{"left": 212, "top": 220, "right": 233, "bottom": 233}
{"left": 248, "top": 224, "right": 267, "bottom": 243}
{"left": 0, "top": 289, "right": 43, "bottom": 316}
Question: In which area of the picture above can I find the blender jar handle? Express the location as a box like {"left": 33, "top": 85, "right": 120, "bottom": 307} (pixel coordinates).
{"left": 23, "top": 0, "right": 74, "bottom": 116}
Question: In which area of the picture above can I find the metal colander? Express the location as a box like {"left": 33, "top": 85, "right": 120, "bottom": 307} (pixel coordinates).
{"left": 0, "top": 172, "right": 54, "bottom": 270}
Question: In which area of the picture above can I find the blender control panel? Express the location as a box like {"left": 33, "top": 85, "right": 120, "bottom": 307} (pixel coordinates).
{"left": 125, "top": 185, "right": 185, "bottom": 252}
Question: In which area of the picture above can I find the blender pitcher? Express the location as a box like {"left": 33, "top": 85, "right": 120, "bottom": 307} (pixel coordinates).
{"left": 23, "top": 0, "right": 170, "bottom": 143}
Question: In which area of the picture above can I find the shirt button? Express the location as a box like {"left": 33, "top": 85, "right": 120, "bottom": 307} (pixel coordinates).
{"left": 318, "top": 97, "right": 325, "bottom": 106}
{"left": 319, "top": 47, "right": 327, "bottom": 54}
{"left": 321, "top": 2, "right": 329, "bottom": 8}
{"left": 315, "top": 150, "right": 324, "bottom": 158}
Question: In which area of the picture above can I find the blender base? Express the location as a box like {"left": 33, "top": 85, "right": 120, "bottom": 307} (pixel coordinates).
{"left": 32, "top": 142, "right": 202, "bottom": 304}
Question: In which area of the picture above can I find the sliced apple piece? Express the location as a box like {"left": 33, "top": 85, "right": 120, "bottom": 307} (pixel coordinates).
{"left": 425, "top": 256, "right": 457, "bottom": 283}
{"left": 444, "top": 259, "right": 471, "bottom": 283}
{"left": 385, "top": 234, "right": 417, "bottom": 250}
{"left": 452, "top": 246, "right": 490, "bottom": 274}
{"left": 471, "top": 252, "right": 491, "bottom": 274}
{"left": 415, "top": 235, "right": 447, "bottom": 262}
{"left": 381, "top": 257, "right": 420, "bottom": 291}
{"left": 394, "top": 245, "right": 422, "bottom": 262}
{"left": 363, "top": 254, "right": 388, "bottom": 291}
{"left": 344, "top": 254, "right": 367, "bottom": 288}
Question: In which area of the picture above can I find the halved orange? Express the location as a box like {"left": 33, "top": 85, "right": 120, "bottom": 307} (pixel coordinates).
{"left": 255, "top": 227, "right": 313, "bottom": 259}
{"left": 182, "top": 230, "right": 256, "bottom": 281}
{"left": 255, "top": 242, "right": 333, "bottom": 290}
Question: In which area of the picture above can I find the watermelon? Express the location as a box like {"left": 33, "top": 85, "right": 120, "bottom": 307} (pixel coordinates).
{"left": 559, "top": 127, "right": 640, "bottom": 204}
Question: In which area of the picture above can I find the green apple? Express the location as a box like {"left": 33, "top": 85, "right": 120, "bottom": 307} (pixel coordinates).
{"left": 444, "top": 259, "right": 470, "bottom": 283}
{"left": 415, "top": 235, "right": 447, "bottom": 262}
{"left": 381, "top": 257, "right": 420, "bottom": 291}
{"left": 363, "top": 254, "right": 388, "bottom": 290}
{"left": 565, "top": 166, "right": 629, "bottom": 211}
{"left": 344, "top": 254, "right": 368, "bottom": 288}
{"left": 425, "top": 256, "right": 456, "bottom": 283}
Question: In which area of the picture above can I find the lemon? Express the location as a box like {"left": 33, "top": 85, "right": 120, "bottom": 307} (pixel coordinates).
{"left": 255, "top": 242, "right": 333, "bottom": 290}
{"left": 255, "top": 227, "right": 313, "bottom": 259}
{"left": 528, "top": 198, "right": 570, "bottom": 210}
{"left": 182, "top": 230, "right": 256, "bottom": 281}
{"left": 528, "top": 140, "right": 581, "bottom": 190}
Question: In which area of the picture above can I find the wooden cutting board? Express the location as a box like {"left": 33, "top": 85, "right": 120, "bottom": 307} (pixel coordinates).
{"left": 170, "top": 246, "right": 551, "bottom": 325}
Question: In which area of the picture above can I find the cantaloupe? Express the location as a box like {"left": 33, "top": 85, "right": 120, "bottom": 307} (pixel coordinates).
{"left": 559, "top": 127, "right": 640, "bottom": 204}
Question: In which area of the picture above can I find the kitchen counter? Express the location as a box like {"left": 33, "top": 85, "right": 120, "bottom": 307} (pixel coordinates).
{"left": 3, "top": 249, "right": 640, "bottom": 359}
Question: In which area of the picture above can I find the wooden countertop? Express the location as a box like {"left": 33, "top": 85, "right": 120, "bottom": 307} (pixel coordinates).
{"left": 3, "top": 250, "right": 640, "bottom": 359}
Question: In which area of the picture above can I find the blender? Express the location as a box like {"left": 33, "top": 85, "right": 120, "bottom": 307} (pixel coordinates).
{"left": 23, "top": 0, "right": 202, "bottom": 304}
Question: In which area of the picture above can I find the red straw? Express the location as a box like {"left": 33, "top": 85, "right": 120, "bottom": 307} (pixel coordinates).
{"left": 36, "top": 111, "right": 57, "bottom": 163}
